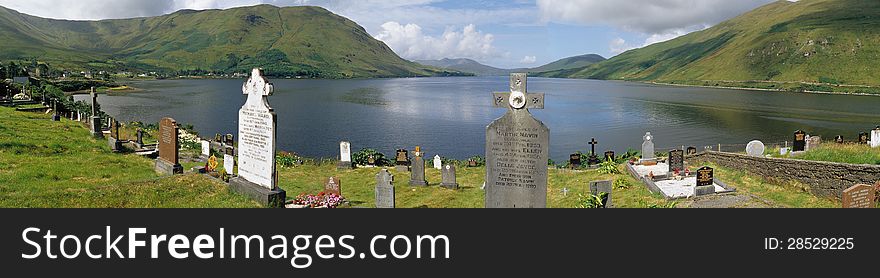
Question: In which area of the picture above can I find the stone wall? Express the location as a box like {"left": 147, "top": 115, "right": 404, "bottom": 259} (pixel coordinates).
{"left": 687, "top": 151, "right": 880, "bottom": 199}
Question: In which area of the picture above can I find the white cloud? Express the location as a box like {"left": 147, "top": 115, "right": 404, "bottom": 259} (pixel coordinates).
{"left": 609, "top": 38, "right": 635, "bottom": 55}
{"left": 537, "top": 0, "right": 775, "bottom": 34}
{"left": 374, "top": 22, "right": 498, "bottom": 61}
{"left": 0, "top": 0, "right": 176, "bottom": 20}
{"left": 519, "top": 56, "right": 537, "bottom": 64}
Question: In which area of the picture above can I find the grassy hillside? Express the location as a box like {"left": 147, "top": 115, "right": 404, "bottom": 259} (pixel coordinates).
{"left": 417, "top": 54, "right": 605, "bottom": 76}
{"left": 556, "top": 0, "right": 880, "bottom": 87}
{"left": 529, "top": 54, "right": 605, "bottom": 73}
{"left": 415, "top": 58, "right": 508, "bottom": 76}
{"left": 0, "top": 5, "right": 457, "bottom": 78}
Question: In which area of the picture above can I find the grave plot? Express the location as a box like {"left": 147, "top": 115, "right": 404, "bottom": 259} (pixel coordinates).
{"left": 628, "top": 163, "right": 736, "bottom": 200}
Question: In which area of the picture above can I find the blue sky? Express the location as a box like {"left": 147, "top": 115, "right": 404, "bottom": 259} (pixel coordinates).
{"left": 0, "top": 0, "right": 784, "bottom": 68}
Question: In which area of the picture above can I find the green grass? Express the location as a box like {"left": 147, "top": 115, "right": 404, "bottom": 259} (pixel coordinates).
{"left": 0, "top": 107, "right": 258, "bottom": 208}
{"left": 706, "top": 163, "right": 839, "bottom": 208}
{"left": 767, "top": 144, "right": 880, "bottom": 165}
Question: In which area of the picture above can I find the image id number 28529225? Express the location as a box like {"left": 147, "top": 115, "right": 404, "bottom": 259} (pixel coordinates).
{"left": 764, "top": 237, "right": 854, "bottom": 250}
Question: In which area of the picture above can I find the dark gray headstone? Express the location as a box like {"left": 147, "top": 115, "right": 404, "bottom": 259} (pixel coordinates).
{"left": 409, "top": 155, "right": 427, "bottom": 186}
{"left": 375, "top": 169, "right": 395, "bottom": 208}
{"left": 485, "top": 73, "right": 548, "bottom": 208}
{"left": 440, "top": 163, "right": 459, "bottom": 190}
{"left": 668, "top": 149, "right": 684, "bottom": 173}
{"left": 589, "top": 180, "right": 612, "bottom": 208}
{"left": 793, "top": 130, "right": 806, "bottom": 152}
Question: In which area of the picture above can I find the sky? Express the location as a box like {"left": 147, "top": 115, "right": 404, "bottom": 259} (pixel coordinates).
{"left": 0, "top": 0, "right": 786, "bottom": 68}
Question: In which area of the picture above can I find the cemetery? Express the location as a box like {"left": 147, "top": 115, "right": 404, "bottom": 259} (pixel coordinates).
{"left": 0, "top": 71, "right": 876, "bottom": 209}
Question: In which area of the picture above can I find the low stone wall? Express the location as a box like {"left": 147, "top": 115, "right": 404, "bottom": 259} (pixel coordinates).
{"left": 687, "top": 151, "right": 880, "bottom": 199}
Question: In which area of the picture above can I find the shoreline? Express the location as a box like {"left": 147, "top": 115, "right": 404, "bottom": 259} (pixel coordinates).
{"left": 643, "top": 81, "right": 880, "bottom": 97}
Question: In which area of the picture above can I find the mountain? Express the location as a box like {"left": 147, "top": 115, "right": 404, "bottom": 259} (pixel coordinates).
{"left": 415, "top": 58, "right": 511, "bottom": 76}
{"left": 546, "top": 0, "right": 880, "bottom": 86}
{"left": 0, "top": 5, "right": 460, "bottom": 78}
{"left": 416, "top": 54, "right": 605, "bottom": 76}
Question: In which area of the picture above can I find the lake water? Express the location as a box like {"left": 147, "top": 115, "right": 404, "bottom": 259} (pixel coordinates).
{"left": 76, "top": 77, "right": 880, "bottom": 161}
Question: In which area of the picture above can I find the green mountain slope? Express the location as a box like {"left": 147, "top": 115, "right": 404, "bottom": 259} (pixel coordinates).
{"left": 0, "top": 5, "right": 456, "bottom": 78}
{"left": 529, "top": 54, "right": 605, "bottom": 73}
{"left": 417, "top": 54, "right": 605, "bottom": 76}
{"left": 554, "top": 0, "right": 880, "bottom": 86}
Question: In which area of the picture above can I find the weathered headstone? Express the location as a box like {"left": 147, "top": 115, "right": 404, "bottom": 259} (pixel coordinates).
{"left": 695, "top": 166, "right": 715, "bottom": 196}
{"left": 228, "top": 69, "right": 285, "bottom": 207}
{"left": 201, "top": 140, "right": 211, "bottom": 159}
{"left": 569, "top": 153, "right": 582, "bottom": 169}
{"left": 395, "top": 149, "right": 410, "bottom": 172}
{"left": 324, "top": 177, "right": 342, "bottom": 196}
{"left": 409, "top": 146, "right": 428, "bottom": 186}
{"left": 468, "top": 158, "right": 478, "bottom": 167}
{"left": 485, "top": 73, "right": 548, "bottom": 208}
{"left": 806, "top": 135, "right": 821, "bottom": 151}
{"left": 859, "top": 132, "right": 869, "bottom": 144}
{"left": 108, "top": 119, "right": 122, "bottom": 152}
{"left": 155, "top": 117, "right": 183, "bottom": 175}
{"left": 589, "top": 180, "right": 612, "bottom": 208}
{"left": 792, "top": 130, "right": 806, "bottom": 152}
{"left": 440, "top": 163, "right": 459, "bottom": 190}
{"left": 641, "top": 132, "right": 655, "bottom": 162}
{"left": 89, "top": 87, "right": 103, "bottom": 139}
{"left": 136, "top": 129, "right": 144, "bottom": 147}
{"left": 668, "top": 149, "right": 684, "bottom": 173}
{"left": 746, "top": 140, "right": 765, "bottom": 157}
{"left": 224, "top": 146, "right": 235, "bottom": 177}
{"left": 872, "top": 127, "right": 880, "bottom": 148}
{"left": 686, "top": 146, "right": 697, "bottom": 155}
{"left": 842, "top": 184, "right": 875, "bottom": 208}
{"left": 337, "top": 141, "right": 354, "bottom": 170}
{"left": 433, "top": 155, "right": 442, "bottom": 170}
{"left": 225, "top": 134, "right": 234, "bottom": 146}
{"left": 375, "top": 169, "right": 395, "bottom": 208}
{"left": 587, "top": 138, "right": 601, "bottom": 165}
{"left": 51, "top": 100, "right": 60, "bottom": 121}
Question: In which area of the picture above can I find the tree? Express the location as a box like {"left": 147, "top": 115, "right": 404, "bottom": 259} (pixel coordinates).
{"left": 7, "top": 62, "right": 21, "bottom": 77}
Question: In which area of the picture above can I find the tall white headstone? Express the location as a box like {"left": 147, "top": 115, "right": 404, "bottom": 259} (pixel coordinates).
{"left": 236, "top": 68, "right": 277, "bottom": 190}
{"left": 201, "top": 140, "right": 211, "bottom": 158}
{"left": 340, "top": 141, "right": 352, "bottom": 162}
{"left": 872, "top": 127, "right": 880, "bottom": 148}
{"left": 433, "top": 155, "right": 442, "bottom": 170}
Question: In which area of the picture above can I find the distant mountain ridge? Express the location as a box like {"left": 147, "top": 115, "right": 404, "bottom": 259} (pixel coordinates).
{"left": 542, "top": 0, "right": 880, "bottom": 86}
{"left": 416, "top": 54, "right": 606, "bottom": 76}
{"left": 0, "top": 4, "right": 461, "bottom": 78}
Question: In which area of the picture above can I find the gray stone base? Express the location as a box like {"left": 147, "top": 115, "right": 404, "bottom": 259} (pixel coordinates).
{"left": 441, "top": 183, "right": 459, "bottom": 190}
{"left": 228, "top": 177, "right": 286, "bottom": 208}
{"left": 409, "top": 179, "right": 428, "bottom": 187}
{"left": 336, "top": 161, "right": 354, "bottom": 170}
{"left": 695, "top": 185, "right": 716, "bottom": 196}
{"left": 155, "top": 159, "right": 183, "bottom": 176}
{"left": 108, "top": 137, "right": 123, "bottom": 152}
{"left": 395, "top": 165, "right": 410, "bottom": 172}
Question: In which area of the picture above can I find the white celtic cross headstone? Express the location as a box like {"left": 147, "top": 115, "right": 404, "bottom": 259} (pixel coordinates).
{"left": 433, "top": 155, "right": 442, "bottom": 170}
{"left": 237, "top": 68, "right": 277, "bottom": 190}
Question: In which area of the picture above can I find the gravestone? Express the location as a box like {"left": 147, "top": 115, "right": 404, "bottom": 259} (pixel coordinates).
{"left": 337, "top": 141, "right": 354, "bottom": 170}
{"left": 224, "top": 146, "right": 235, "bottom": 177}
{"left": 228, "top": 69, "right": 286, "bottom": 207}
{"left": 214, "top": 133, "right": 222, "bottom": 143}
{"left": 641, "top": 132, "right": 655, "bottom": 162}
{"left": 695, "top": 166, "right": 715, "bottom": 196}
{"left": 806, "top": 136, "right": 821, "bottom": 151}
{"left": 108, "top": 119, "right": 122, "bottom": 152}
{"left": 225, "top": 134, "right": 234, "bottom": 146}
{"left": 433, "top": 155, "right": 442, "bottom": 170}
{"left": 604, "top": 151, "right": 615, "bottom": 162}
{"left": 468, "top": 158, "right": 478, "bottom": 167}
{"left": 155, "top": 117, "right": 183, "bottom": 175}
{"left": 746, "top": 140, "right": 765, "bottom": 157}
{"left": 485, "top": 73, "right": 548, "bottom": 208}
{"left": 375, "top": 169, "right": 395, "bottom": 208}
{"left": 792, "top": 130, "right": 806, "bottom": 152}
{"left": 780, "top": 147, "right": 790, "bottom": 156}
{"left": 324, "top": 177, "right": 342, "bottom": 196}
{"left": 136, "top": 129, "right": 144, "bottom": 147}
{"left": 395, "top": 149, "right": 410, "bottom": 172}
{"left": 589, "top": 180, "right": 612, "bottom": 208}
{"left": 668, "top": 149, "right": 684, "bottom": 173}
{"left": 587, "top": 138, "right": 601, "bottom": 165}
{"left": 835, "top": 135, "right": 844, "bottom": 144}
{"left": 440, "top": 163, "right": 459, "bottom": 190}
{"left": 409, "top": 146, "right": 428, "bottom": 186}
{"left": 89, "top": 87, "right": 103, "bottom": 139}
{"left": 859, "top": 132, "right": 869, "bottom": 144}
{"left": 569, "top": 153, "right": 582, "bottom": 169}
{"left": 842, "top": 184, "right": 875, "bottom": 208}
{"left": 686, "top": 146, "right": 697, "bottom": 155}
{"left": 51, "top": 100, "right": 60, "bottom": 121}
{"left": 201, "top": 140, "right": 211, "bottom": 159}
{"left": 872, "top": 127, "right": 880, "bottom": 148}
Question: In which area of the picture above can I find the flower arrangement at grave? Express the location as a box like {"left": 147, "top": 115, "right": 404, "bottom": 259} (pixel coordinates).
{"left": 177, "top": 128, "right": 201, "bottom": 150}
{"left": 466, "top": 155, "right": 485, "bottom": 167}
{"left": 290, "top": 192, "right": 347, "bottom": 208}
{"left": 276, "top": 151, "right": 304, "bottom": 168}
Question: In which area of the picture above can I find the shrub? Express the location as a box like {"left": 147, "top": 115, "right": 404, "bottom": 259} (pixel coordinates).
{"left": 351, "top": 148, "right": 390, "bottom": 166}
{"left": 598, "top": 157, "right": 621, "bottom": 174}
{"left": 276, "top": 151, "right": 303, "bottom": 168}
{"left": 578, "top": 192, "right": 608, "bottom": 208}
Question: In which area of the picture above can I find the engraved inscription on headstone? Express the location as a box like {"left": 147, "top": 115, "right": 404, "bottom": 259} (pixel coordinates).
{"left": 859, "top": 132, "right": 869, "bottom": 144}
{"left": 375, "top": 169, "right": 395, "bottom": 208}
{"left": 155, "top": 117, "right": 183, "bottom": 175}
{"left": 686, "top": 146, "right": 697, "bottom": 155}
{"left": 324, "top": 177, "right": 342, "bottom": 196}
{"left": 337, "top": 141, "right": 353, "bottom": 170}
{"left": 569, "top": 153, "right": 582, "bottom": 169}
{"left": 668, "top": 149, "right": 684, "bottom": 173}
{"left": 842, "top": 184, "right": 875, "bottom": 208}
{"left": 696, "top": 166, "right": 714, "bottom": 187}
{"left": 440, "top": 164, "right": 459, "bottom": 190}
{"left": 485, "top": 73, "right": 549, "bottom": 208}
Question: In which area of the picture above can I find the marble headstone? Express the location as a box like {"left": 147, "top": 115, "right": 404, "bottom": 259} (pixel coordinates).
{"left": 228, "top": 69, "right": 285, "bottom": 207}
{"left": 201, "top": 140, "right": 211, "bottom": 159}
{"left": 375, "top": 169, "right": 395, "bottom": 208}
{"left": 746, "top": 140, "right": 765, "bottom": 157}
{"left": 440, "top": 163, "right": 459, "bottom": 190}
{"left": 871, "top": 127, "right": 880, "bottom": 148}
{"left": 641, "top": 132, "right": 655, "bottom": 162}
{"left": 155, "top": 117, "right": 183, "bottom": 175}
{"left": 485, "top": 73, "right": 548, "bottom": 208}
{"left": 433, "top": 155, "right": 442, "bottom": 170}
{"left": 337, "top": 141, "right": 353, "bottom": 170}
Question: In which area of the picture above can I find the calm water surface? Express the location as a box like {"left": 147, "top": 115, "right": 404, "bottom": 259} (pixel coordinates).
{"left": 75, "top": 77, "right": 880, "bottom": 161}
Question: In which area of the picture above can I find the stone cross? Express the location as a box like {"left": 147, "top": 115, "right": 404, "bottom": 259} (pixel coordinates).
{"left": 90, "top": 87, "right": 97, "bottom": 116}
{"left": 561, "top": 187, "right": 570, "bottom": 197}
{"left": 236, "top": 68, "right": 277, "bottom": 190}
{"left": 485, "top": 73, "right": 549, "bottom": 208}
{"left": 641, "top": 132, "right": 655, "bottom": 161}
{"left": 588, "top": 138, "right": 598, "bottom": 155}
